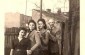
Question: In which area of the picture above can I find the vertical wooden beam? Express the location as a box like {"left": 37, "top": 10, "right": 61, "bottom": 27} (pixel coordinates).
{"left": 61, "top": 22, "right": 65, "bottom": 55}
{"left": 69, "top": 0, "right": 80, "bottom": 55}
{"left": 25, "top": 0, "right": 27, "bottom": 15}
{"left": 40, "top": 0, "right": 42, "bottom": 19}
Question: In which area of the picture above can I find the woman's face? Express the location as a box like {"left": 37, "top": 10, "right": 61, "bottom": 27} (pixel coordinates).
{"left": 38, "top": 21, "right": 44, "bottom": 29}
{"left": 29, "top": 22, "right": 35, "bottom": 30}
{"left": 19, "top": 30, "right": 25, "bottom": 37}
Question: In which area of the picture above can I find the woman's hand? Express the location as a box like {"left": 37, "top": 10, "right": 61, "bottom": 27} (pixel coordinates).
{"left": 27, "top": 50, "right": 32, "bottom": 55}
{"left": 47, "top": 30, "right": 50, "bottom": 33}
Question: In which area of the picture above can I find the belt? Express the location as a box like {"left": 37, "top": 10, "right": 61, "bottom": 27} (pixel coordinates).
{"left": 15, "top": 49, "right": 26, "bottom": 51}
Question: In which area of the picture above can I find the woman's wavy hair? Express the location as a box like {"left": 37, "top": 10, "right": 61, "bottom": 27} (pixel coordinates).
{"left": 17, "top": 27, "right": 27, "bottom": 35}
{"left": 27, "top": 19, "right": 37, "bottom": 30}
{"left": 37, "top": 18, "right": 47, "bottom": 29}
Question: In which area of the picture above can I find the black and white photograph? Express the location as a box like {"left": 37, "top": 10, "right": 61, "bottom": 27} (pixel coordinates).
{"left": 0, "top": 0, "right": 80, "bottom": 55}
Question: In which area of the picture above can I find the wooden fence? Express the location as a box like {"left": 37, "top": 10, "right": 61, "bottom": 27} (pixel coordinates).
{"left": 5, "top": 27, "right": 19, "bottom": 55}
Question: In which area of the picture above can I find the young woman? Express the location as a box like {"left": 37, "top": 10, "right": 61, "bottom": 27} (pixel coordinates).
{"left": 10, "top": 27, "right": 31, "bottom": 55}
{"left": 37, "top": 18, "right": 49, "bottom": 55}
{"left": 27, "top": 20, "right": 41, "bottom": 55}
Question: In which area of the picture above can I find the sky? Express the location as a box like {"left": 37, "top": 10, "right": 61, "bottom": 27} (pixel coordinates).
{"left": 0, "top": 0, "right": 69, "bottom": 16}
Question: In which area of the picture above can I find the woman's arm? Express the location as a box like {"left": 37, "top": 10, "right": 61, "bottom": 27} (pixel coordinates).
{"left": 25, "top": 32, "right": 29, "bottom": 38}
{"left": 50, "top": 30, "right": 61, "bottom": 42}
{"left": 47, "top": 30, "right": 57, "bottom": 42}
{"left": 10, "top": 49, "right": 13, "bottom": 55}
{"left": 30, "top": 31, "right": 41, "bottom": 51}
{"left": 50, "top": 33, "right": 57, "bottom": 42}
{"left": 10, "top": 39, "right": 15, "bottom": 55}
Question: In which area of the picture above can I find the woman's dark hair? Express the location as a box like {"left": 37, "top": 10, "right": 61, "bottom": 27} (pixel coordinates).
{"left": 27, "top": 19, "right": 37, "bottom": 30}
{"left": 37, "top": 18, "right": 47, "bottom": 29}
{"left": 18, "top": 27, "right": 27, "bottom": 35}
